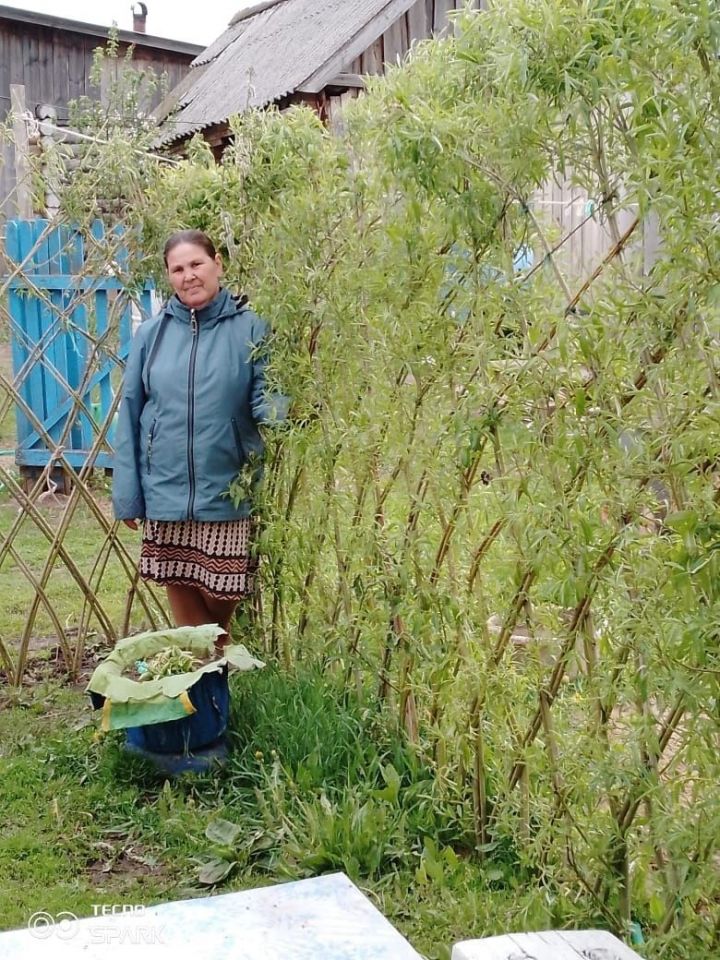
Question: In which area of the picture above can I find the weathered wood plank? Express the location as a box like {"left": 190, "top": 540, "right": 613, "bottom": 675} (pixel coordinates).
{"left": 384, "top": 16, "right": 406, "bottom": 66}
{"left": 407, "top": 0, "right": 430, "bottom": 45}
{"left": 0, "top": 18, "right": 196, "bottom": 117}
{"left": 10, "top": 84, "right": 32, "bottom": 218}
{"left": 67, "top": 38, "right": 87, "bottom": 104}
{"left": 361, "top": 37, "right": 384, "bottom": 76}
{"left": 23, "top": 28, "right": 40, "bottom": 101}
{"left": 426, "top": 0, "right": 435, "bottom": 35}
{"left": 400, "top": 11, "right": 411, "bottom": 54}
{"left": 37, "top": 30, "right": 54, "bottom": 109}
{"left": 433, "top": 0, "right": 455, "bottom": 35}
{"left": 327, "top": 73, "right": 365, "bottom": 89}
{"left": 9, "top": 23, "right": 26, "bottom": 87}
{"left": 0, "top": 32, "right": 10, "bottom": 119}
{"left": 55, "top": 36, "right": 71, "bottom": 108}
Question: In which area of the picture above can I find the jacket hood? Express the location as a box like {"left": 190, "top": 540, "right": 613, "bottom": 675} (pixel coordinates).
{"left": 163, "top": 287, "right": 247, "bottom": 328}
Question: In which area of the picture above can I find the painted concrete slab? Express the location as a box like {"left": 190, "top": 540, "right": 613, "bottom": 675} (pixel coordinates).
{"left": 0, "top": 872, "right": 423, "bottom": 959}
{"left": 452, "top": 929, "right": 643, "bottom": 960}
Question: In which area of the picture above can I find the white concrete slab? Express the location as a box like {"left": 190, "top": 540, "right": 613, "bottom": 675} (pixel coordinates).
{"left": 0, "top": 872, "right": 423, "bottom": 959}
{"left": 452, "top": 929, "right": 643, "bottom": 960}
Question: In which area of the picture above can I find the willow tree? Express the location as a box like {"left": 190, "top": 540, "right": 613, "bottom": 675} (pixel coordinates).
{"left": 32, "top": 2, "right": 720, "bottom": 954}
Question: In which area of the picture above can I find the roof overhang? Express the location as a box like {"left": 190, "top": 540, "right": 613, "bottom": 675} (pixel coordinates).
{"left": 297, "top": 0, "right": 417, "bottom": 94}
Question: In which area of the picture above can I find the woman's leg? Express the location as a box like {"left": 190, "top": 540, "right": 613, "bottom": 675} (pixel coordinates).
{"left": 166, "top": 583, "right": 213, "bottom": 627}
{"left": 166, "top": 585, "right": 236, "bottom": 656}
{"left": 202, "top": 595, "right": 238, "bottom": 633}
{"left": 200, "top": 595, "right": 238, "bottom": 655}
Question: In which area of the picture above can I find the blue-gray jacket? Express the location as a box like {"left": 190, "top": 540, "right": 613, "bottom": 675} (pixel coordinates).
{"left": 112, "top": 287, "right": 287, "bottom": 522}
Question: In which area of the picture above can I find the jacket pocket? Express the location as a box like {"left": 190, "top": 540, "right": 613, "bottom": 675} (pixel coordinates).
{"left": 146, "top": 418, "right": 157, "bottom": 474}
{"left": 231, "top": 418, "right": 245, "bottom": 463}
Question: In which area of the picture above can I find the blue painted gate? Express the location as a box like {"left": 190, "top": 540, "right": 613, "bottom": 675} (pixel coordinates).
{"left": 4, "top": 218, "right": 153, "bottom": 471}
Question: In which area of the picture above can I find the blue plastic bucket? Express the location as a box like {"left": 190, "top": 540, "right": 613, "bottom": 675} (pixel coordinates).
{"left": 125, "top": 666, "right": 229, "bottom": 754}
{"left": 124, "top": 738, "right": 228, "bottom": 775}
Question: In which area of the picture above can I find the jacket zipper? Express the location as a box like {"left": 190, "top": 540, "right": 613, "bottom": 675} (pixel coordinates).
{"left": 146, "top": 418, "right": 157, "bottom": 474}
{"left": 187, "top": 309, "right": 199, "bottom": 517}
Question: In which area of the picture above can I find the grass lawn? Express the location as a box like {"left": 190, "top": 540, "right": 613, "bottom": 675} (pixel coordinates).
{"left": 0, "top": 476, "right": 160, "bottom": 685}
{"left": 0, "top": 497, "right": 139, "bottom": 641}
{"left": 0, "top": 662, "right": 565, "bottom": 959}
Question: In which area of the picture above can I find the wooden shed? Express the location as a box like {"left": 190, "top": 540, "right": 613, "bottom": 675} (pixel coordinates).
{"left": 152, "top": 0, "right": 643, "bottom": 279}
{"left": 0, "top": 4, "right": 203, "bottom": 218}
{"left": 155, "top": 0, "right": 483, "bottom": 153}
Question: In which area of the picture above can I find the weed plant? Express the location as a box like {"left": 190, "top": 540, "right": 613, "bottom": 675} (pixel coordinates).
{"left": 0, "top": 666, "right": 558, "bottom": 960}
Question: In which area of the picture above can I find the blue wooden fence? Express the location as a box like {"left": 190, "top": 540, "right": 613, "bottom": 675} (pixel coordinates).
{"left": 4, "top": 218, "right": 153, "bottom": 470}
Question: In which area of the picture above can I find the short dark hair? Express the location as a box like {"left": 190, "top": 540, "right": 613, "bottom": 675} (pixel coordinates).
{"left": 163, "top": 230, "right": 217, "bottom": 266}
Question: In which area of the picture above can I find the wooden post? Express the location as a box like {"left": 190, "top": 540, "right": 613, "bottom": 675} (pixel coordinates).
{"left": 10, "top": 83, "right": 33, "bottom": 219}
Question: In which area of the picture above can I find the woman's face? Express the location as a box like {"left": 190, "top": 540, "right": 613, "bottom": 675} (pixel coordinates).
{"left": 166, "top": 242, "right": 223, "bottom": 309}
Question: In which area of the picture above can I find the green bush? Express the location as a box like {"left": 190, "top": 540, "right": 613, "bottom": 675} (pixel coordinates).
{"left": 33, "top": 2, "right": 720, "bottom": 954}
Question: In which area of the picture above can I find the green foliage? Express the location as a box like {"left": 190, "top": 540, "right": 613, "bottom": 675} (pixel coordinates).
{"left": 46, "top": 36, "right": 167, "bottom": 228}
{"left": 0, "top": 668, "right": 536, "bottom": 960}
{"left": 138, "top": 646, "right": 204, "bottom": 680}
{"left": 32, "top": 1, "right": 720, "bottom": 955}
{"left": 226, "top": 451, "right": 264, "bottom": 509}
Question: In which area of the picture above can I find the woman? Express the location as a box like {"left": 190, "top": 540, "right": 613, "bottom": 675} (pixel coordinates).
{"left": 112, "top": 229, "right": 287, "bottom": 641}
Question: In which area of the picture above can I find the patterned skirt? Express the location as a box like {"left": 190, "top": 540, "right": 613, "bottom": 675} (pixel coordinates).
{"left": 140, "top": 518, "right": 257, "bottom": 601}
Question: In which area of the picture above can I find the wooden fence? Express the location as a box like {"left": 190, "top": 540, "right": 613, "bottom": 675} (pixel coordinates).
{"left": 0, "top": 217, "right": 163, "bottom": 685}
{"left": 6, "top": 218, "right": 152, "bottom": 478}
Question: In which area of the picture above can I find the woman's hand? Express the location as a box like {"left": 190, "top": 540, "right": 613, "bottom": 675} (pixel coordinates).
{"left": 122, "top": 519, "right": 140, "bottom": 531}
